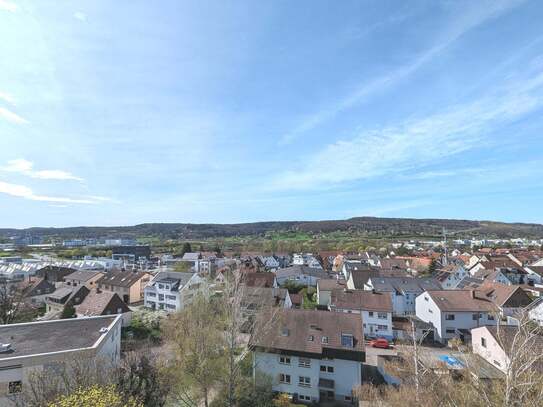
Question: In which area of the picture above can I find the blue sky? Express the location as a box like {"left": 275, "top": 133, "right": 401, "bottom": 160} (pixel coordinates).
{"left": 1, "top": 0, "right": 543, "bottom": 228}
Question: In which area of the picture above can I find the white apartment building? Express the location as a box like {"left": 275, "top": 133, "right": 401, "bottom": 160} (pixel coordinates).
{"left": 144, "top": 271, "right": 207, "bottom": 312}
{"left": 0, "top": 315, "right": 121, "bottom": 405}
{"left": 328, "top": 289, "right": 393, "bottom": 340}
{"left": 252, "top": 309, "right": 364, "bottom": 404}
{"left": 416, "top": 290, "right": 499, "bottom": 343}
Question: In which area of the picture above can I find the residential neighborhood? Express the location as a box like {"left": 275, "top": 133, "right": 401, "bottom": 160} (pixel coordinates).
{"left": 2, "top": 236, "right": 543, "bottom": 405}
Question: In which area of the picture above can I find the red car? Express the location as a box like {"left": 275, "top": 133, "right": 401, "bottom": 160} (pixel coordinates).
{"left": 369, "top": 338, "right": 390, "bottom": 349}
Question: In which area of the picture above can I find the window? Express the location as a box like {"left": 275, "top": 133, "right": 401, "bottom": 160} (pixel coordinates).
{"left": 341, "top": 334, "right": 353, "bottom": 348}
{"left": 166, "top": 295, "right": 177, "bottom": 300}
{"left": 158, "top": 284, "right": 164, "bottom": 289}
{"left": 493, "top": 360, "right": 501, "bottom": 367}
{"left": 299, "top": 395, "right": 311, "bottom": 401}
{"left": 307, "top": 335, "right": 314, "bottom": 342}
{"left": 377, "top": 325, "right": 388, "bottom": 330}
{"left": 298, "top": 376, "right": 311, "bottom": 387}
{"left": 424, "top": 296, "right": 429, "bottom": 301}
{"left": 320, "top": 365, "right": 334, "bottom": 373}
{"left": 445, "top": 314, "right": 455, "bottom": 320}
{"left": 166, "top": 304, "right": 176, "bottom": 309}
{"left": 345, "top": 396, "right": 352, "bottom": 402}
{"left": 8, "top": 381, "right": 22, "bottom": 394}
{"left": 279, "top": 356, "right": 291, "bottom": 365}
{"left": 279, "top": 374, "right": 291, "bottom": 384}
{"left": 158, "top": 294, "right": 164, "bottom": 301}
{"left": 481, "top": 337, "right": 487, "bottom": 348}
{"left": 487, "top": 314, "right": 495, "bottom": 321}
{"left": 473, "top": 313, "right": 480, "bottom": 320}
{"left": 299, "top": 357, "right": 311, "bottom": 368}
{"left": 428, "top": 309, "right": 433, "bottom": 314}
{"left": 147, "top": 292, "right": 156, "bottom": 297}
{"left": 321, "top": 336, "right": 329, "bottom": 344}
{"left": 446, "top": 328, "right": 456, "bottom": 334}
{"left": 368, "top": 311, "right": 374, "bottom": 317}
{"left": 377, "top": 312, "right": 387, "bottom": 319}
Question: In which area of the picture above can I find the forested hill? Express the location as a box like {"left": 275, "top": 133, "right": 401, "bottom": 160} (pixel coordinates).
{"left": 2, "top": 217, "right": 543, "bottom": 240}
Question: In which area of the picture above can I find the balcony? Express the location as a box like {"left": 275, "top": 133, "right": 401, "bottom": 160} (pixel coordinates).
{"left": 318, "top": 378, "right": 335, "bottom": 390}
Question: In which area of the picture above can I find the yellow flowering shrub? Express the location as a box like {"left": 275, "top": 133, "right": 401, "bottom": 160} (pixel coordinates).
{"left": 48, "top": 385, "right": 142, "bottom": 407}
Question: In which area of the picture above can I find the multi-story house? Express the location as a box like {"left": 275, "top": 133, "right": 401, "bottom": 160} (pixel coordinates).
{"left": 434, "top": 266, "right": 468, "bottom": 289}
{"left": 252, "top": 309, "right": 365, "bottom": 404}
{"left": 64, "top": 270, "right": 104, "bottom": 289}
{"left": 364, "top": 276, "right": 441, "bottom": 316}
{"left": 415, "top": 290, "right": 499, "bottom": 343}
{"left": 328, "top": 289, "right": 393, "bottom": 340}
{"left": 97, "top": 270, "right": 151, "bottom": 304}
{"left": 144, "top": 271, "right": 207, "bottom": 312}
{"left": 0, "top": 315, "right": 121, "bottom": 405}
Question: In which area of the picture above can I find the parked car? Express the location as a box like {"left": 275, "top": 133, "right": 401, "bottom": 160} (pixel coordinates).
{"left": 369, "top": 338, "right": 390, "bottom": 349}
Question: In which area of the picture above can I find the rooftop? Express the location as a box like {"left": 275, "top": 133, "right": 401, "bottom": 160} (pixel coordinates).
{"left": 0, "top": 316, "right": 118, "bottom": 360}
{"left": 330, "top": 289, "right": 392, "bottom": 312}
{"left": 252, "top": 309, "right": 364, "bottom": 361}
{"left": 426, "top": 290, "right": 498, "bottom": 312}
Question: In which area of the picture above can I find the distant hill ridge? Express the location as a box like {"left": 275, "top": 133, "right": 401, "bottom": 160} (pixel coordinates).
{"left": 2, "top": 217, "right": 543, "bottom": 240}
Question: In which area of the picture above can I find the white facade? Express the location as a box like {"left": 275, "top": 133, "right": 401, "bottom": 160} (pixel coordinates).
{"left": 471, "top": 327, "right": 509, "bottom": 373}
{"left": 415, "top": 293, "right": 497, "bottom": 343}
{"left": 144, "top": 272, "right": 207, "bottom": 312}
{"left": 331, "top": 307, "right": 393, "bottom": 340}
{"left": 254, "top": 351, "right": 361, "bottom": 404}
{"left": 528, "top": 298, "right": 543, "bottom": 327}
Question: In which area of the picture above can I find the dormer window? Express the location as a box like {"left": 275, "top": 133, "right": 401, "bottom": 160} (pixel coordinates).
{"left": 321, "top": 336, "right": 329, "bottom": 344}
{"left": 308, "top": 335, "right": 314, "bottom": 342}
{"left": 281, "top": 328, "right": 289, "bottom": 337}
{"left": 341, "top": 333, "right": 353, "bottom": 348}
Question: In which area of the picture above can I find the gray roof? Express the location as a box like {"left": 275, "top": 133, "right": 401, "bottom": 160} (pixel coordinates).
{"left": 367, "top": 276, "right": 441, "bottom": 294}
{"left": 148, "top": 271, "right": 194, "bottom": 292}
{"left": 98, "top": 271, "right": 149, "bottom": 288}
{"left": 275, "top": 265, "right": 331, "bottom": 279}
{"left": 65, "top": 270, "right": 103, "bottom": 282}
{"left": 0, "top": 316, "right": 118, "bottom": 359}
{"left": 46, "top": 286, "right": 74, "bottom": 300}
{"left": 182, "top": 252, "right": 201, "bottom": 261}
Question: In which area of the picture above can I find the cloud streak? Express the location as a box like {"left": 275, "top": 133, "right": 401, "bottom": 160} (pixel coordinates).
{"left": 0, "top": 181, "right": 102, "bottom": 204}
{"left": 0, "top": 107, "right": 28, "bottom": 124}
{"left": 0, "top": 0, "right": 17, "bottom": 12}
{"left": 281, "top": 0, "right": 525, "bottom": 144}
{"left": 2, "top": 159, "right": 84, "bottom": 181}
{"left": 275, "top": 66, "right": 543, "bottom": 189}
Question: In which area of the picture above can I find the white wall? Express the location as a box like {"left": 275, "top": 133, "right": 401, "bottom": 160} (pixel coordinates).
{"left": 472, "top": 327, "right": 509, "bottom": 373}
{"left": 416, "top": 293, "right": 497, "bottom": 343}
{"left": 254, "top": 351, "right": 361, "bottom": 403}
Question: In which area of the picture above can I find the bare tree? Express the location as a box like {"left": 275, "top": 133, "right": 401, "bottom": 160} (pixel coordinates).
{"left": 220, "top": 270, "right": 281, "bottom": 407}
{"left": 164, "top": 294, "right": 225, "bottom": 407}
{"left": 0, "top": 278, "right": 26, "bottom": 324}
{"left": 356, "top": 311, "right": 543, "bottom": 407}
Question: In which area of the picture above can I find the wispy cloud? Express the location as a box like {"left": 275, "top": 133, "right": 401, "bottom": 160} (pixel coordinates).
{"left": 274, "top": 66, "right": 543, "bottom": 189}
{"left": 0, "top": 0, "right": 17, "bottom": 12}
{"left": 280, "top": 0, "right": 525, "bottom": 144}
{"left": 2, "top": 159, "right": 84, "bottom": 181}
{"left": 0, "top": 107, "right": 28, "bottom": 124}
{"left": 74, "top": 11, "right": 87, "bottom": 21}
{"left": 0, "top": 91, "right": 15, "bottom": 105}
{"left": 0, "top": 181, "right": 101, "bottom": 204}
